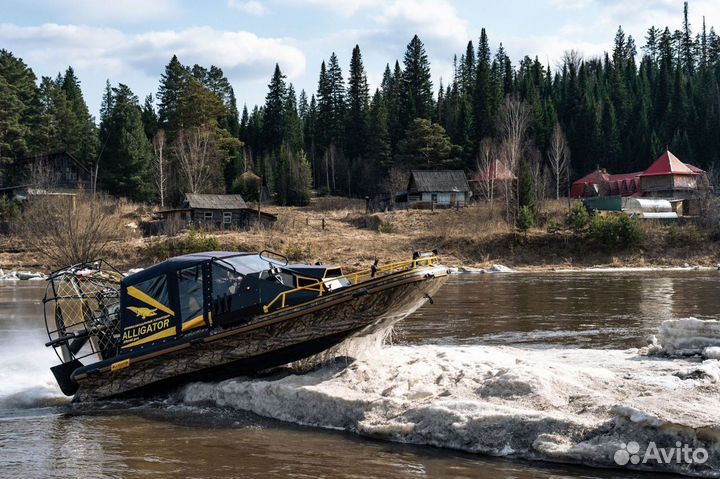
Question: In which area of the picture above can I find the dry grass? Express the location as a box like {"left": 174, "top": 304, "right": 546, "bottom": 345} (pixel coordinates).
{"left": 1, "top": 196, "right": 718, "bottom": 272}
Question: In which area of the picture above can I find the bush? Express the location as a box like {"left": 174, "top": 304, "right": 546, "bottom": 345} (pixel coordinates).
{"left": 565, "top": 202, "right": 590, "bottom": 234}
{"left": 13, "top": 192, "right": 127, "bottom": 267}
{"left": 378, "top": 220, "right": 396, "bottom": 234}
{"left": 666, "top": 224, "right": 704, "bottom": 247}
{"left": 0, "top": 197, "right": 20, "bottom": 223}
{"left": 516, "top": 205, "right": 535, "bottom": 232}
{"left": 588, "top": 214, "right": 643, "bottom": 250}
{"left": 144, "top": 229, "right": 220, "bottom": 261}
{"left": 285, "top": 242, "right": 311, "bottom": 261}
{"left": 231, "top": 176, "right": 259, "bottom": 202}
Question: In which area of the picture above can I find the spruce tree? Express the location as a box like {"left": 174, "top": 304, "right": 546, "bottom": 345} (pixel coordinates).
{"left": 59, "top": 66, "right": 98, "bottom": 166}
{"left": 157, "top": 55, "right": 189, "bottom": 133}
{"left": 141, "top": 94, "right": 159, "bottom": 140}
{"left": 99, "top": 83, "right": 153, "bottom": 201}
{"left": 262, "top": 63, "right": 287, "bottom": 154}
{"left": 345, "top": 44, "right": 369, "bottom": 164}
{"left": 474, "top": 29, "right": 494, "bottom": 147}
{"left": 401, "top": 35, "right": 434, "bottom": 126}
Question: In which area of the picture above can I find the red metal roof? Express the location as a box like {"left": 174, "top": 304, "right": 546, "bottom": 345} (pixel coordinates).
{"left": 685, "top": 163, "right": 705, "bottom": 174}
{"left": 471, "top": 159, "right": 517, "bottom": 182}
{"left": 570, "top": 169, "right": 642, "bottom": 198}
{"left": 640, "top": 150, "right": 697, "bottom": 177}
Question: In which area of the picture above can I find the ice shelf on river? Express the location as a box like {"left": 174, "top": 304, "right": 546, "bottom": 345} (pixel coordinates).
{"left": 183, "top": 320, "right": 720, "bottom": 477}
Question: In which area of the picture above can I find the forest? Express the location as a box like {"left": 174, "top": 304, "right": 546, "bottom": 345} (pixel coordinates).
{"left": 0, "top": 3, "right": 719, "bottom": 208}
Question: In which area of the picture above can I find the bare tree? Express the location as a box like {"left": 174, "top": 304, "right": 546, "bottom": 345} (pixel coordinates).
{"left": 324, "top": 143, "right": 340, "bottom": 193}
{"left": 384, "top": 166, "right": 408, "bottom": 208}
{"left": 476, "top": 138, "right": 496, "bottom": 208}
{"left": 152, "top": 129, "right": 168, "bottom": 207}
{"left": 498, "top": 96, "right": 531, "bottom": 222}
{"left": 547, "top": 123, "right": 570, "bottom": 200}
{"left": 174, "top": 125, "right": 219, "bottom": 194}
{"left": 14, "top": 191, "right": 126, "bottom": 267}
{"left": 560, "top": 49, "right": 583, "bottom": 72}
{"left": 527, "top": 146, "right": 547, "bottom": 211}
{"left": 28, "top": 157, "right": 58, "bottom": 191}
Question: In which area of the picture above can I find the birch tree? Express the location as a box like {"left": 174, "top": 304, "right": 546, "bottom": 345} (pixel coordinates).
{"left": 476, "top": 138, "right": 496, "bottom": 207}
{"left": 152, "top": 129, "right": 168, "bottom": 207}
{"left": 547, "top": 123, "right": 570, "bottom": 200}
{"left": 497, "top": 96, "right": 530, "bottom": 222}
{"left": 174, "top": 125, "right": 218, "bottom": 194}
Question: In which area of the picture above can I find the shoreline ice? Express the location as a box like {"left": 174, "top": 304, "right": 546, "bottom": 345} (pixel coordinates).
{"left": 183, "top": 320, "right": 720, "bottom": 477}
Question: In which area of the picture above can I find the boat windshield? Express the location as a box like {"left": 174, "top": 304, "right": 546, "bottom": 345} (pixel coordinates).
{"left": 219, "top": 255, "right": 285, "bottom": 275}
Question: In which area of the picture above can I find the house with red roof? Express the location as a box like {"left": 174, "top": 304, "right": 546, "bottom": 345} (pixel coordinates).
{"left": 570, "top": 150, "right": 708, "bottom": 199}
{"left": 469, "top": 159, "right": 517, "bottom": 199}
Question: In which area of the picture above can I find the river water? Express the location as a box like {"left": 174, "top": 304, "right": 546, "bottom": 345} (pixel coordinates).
{"left": 1, "top": 271, "right": 719, "bottom": 478}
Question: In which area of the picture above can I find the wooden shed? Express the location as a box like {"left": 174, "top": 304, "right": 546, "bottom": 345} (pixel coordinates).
{"left": 639, "top": 150, "right": 701, "bottom": 197}
{"left": 402, "top": 170, "right": 471, "bottom": 207}
{"left": 157, "top": 194, "right": 276, "bottom": 230}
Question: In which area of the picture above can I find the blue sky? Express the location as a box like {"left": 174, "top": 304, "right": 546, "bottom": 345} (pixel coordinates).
{"left": 1, "top": 0, "right": 717, "bottom": 118}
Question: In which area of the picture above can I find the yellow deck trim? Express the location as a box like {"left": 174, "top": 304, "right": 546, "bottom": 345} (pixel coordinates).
{"left": 182, "top": 315, "right": 206, "bottom": 332}
{"left": 127, "top": 286, "right": 175, "bottom": 316}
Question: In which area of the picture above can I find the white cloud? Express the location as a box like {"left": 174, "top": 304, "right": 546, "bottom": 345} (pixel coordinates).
{"left": 375, "top": 0, "right": 468, "bottom": 48}
{"left": 228, "top": 0, "right": 270, "bottom": 16}
{"left": 278, "top": 0, "right": 384, "bottom": 16}
{"left": 550, "top": 0, "right": 594, "bottom": 10}
{"left": 25, "top": 0, "right": 181, "bottom": 22}
{"left": 0, "top": 23, "right": 306, "bottom": 80}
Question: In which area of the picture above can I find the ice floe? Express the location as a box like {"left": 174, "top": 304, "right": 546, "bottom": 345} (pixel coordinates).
{"left": 457, "top": 264, "right": 514, "bottom": 274}
{"left": 648, "top": 318, "right": 720, "bottom": 358}
{"left": 183, "top": 335, "right": 720, "bottom": 476}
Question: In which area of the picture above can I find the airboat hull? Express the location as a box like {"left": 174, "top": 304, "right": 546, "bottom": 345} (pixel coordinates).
{"left": 71, "top": 265, "right": 448, "bottom": 402}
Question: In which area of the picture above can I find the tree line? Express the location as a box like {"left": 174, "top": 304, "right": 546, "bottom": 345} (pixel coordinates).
{"left": 1, "top": 2, "right": 719, "bottom": 207}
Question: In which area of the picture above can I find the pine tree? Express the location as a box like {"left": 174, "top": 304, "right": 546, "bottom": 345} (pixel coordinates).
{"left": 0, "top": 50, "right": 38, "bottom": 177}
{"left": 397, "top": 118, "right": 455, "bottom": 169}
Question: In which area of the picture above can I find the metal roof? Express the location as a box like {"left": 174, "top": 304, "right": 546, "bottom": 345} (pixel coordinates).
{"left": 408, "top": 170, "right": 470, "bottom": 193}
{"left": 183, "top": 194, "right": 247, "bottom": 210}
{"left": 123, "top": 252, "right": 253, "bottom": 285}
{"left": 640, "top": 150, "right": 697, "bottom": 177}
{"left": 471, "top": 160, "right": 516, "bottom": 181}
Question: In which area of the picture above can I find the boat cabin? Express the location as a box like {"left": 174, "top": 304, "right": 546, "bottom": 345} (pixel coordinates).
{"left": 118, "top": 251, "right": 347, "bottom": 353}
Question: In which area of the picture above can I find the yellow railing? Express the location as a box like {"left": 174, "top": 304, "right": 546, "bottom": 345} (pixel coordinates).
{"left": 262, "top": 255, "right": 438, "bottom": 313}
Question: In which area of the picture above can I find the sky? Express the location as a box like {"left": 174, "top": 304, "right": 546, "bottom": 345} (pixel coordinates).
{"left": 1, "top": 0, "right": 718, "bottom": 119}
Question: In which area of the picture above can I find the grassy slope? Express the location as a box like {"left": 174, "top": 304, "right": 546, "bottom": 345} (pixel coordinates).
{"left": 1, "top": 197, "right": 718, "bottom": 272}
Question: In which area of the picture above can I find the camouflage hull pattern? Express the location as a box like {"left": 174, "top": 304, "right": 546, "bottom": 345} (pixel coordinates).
{"left": 73, "top": 265, "right": 448, "bottom": 402}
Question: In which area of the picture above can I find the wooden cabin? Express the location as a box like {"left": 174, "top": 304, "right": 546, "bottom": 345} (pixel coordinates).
{"left": 157, "top": 194, "right": 276, "bottom": 230}
{"left": 398, "top": 170, "right": 471, "bottom": 207}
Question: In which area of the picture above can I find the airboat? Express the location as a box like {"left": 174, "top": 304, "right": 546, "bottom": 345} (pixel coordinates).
{"left": 43, "top": 250, "right": 448, "bottom": 402}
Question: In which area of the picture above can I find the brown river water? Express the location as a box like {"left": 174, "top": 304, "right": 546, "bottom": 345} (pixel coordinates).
{"left": 1, "top": 271, "right": 719, "bottom": 478}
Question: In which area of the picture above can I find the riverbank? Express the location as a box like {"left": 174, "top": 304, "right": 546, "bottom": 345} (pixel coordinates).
{"left": 1, "top": 197, "right": 718, "bottom": 273}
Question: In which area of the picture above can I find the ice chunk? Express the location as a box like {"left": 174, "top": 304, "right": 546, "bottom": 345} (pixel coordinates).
{"left": 655, "top": 318, "right": 720, "bottom": 356}
{"left": 183, "top": 344, "right": 720, "bottom": 476}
